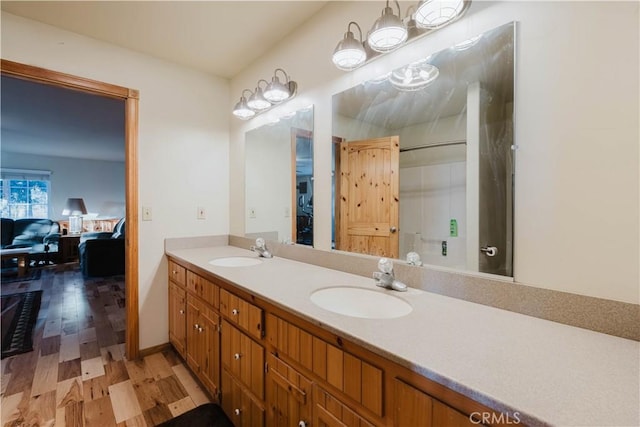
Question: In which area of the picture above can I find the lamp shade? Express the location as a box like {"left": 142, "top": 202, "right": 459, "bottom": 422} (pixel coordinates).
{"left": 367, "top": 5, "right": 407, "bottom": 53}
{"left": 62, "top": 198, "right": 87, "bottom": 216}
{"left": 333, "top": 22, "right": 367, "bottom": 71}
{"left": 232, "top": 95, "right": 255, "bottom": 119}
{"left": 415, "top": 0, "right": 466, "bottom": 29}
{"left": 263, "top": 76, "right": 291, "bottom": 102}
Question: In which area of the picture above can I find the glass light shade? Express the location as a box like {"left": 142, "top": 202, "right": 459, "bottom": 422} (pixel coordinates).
{"left": 333, "top": 31, "right": 367, "bottom": 70}
{"left": 367, "top": 6, "right": 408, "bottom": 53}
{"left": 263, "top": 77, "right": 291, "bottom": 102}
{"left": 247, "top": 87, "right": 271, "bottom": 110}
{"left": 389, "top": 60, "right": 439, "bottom": 91}
{"left": 232, "top": 96, "right": 255, "bottom": 119}
{"left": 415, "top": 0, "right": 465, "bottom": 29}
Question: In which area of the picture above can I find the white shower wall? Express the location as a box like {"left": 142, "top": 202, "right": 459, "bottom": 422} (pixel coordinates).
{"left": 399, "top": 161, "right": 466, "bottom": 269}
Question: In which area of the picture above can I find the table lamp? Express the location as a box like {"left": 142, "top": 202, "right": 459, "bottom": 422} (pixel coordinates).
{"left": 62, "top": 198, "right": 87, "bottom": 234}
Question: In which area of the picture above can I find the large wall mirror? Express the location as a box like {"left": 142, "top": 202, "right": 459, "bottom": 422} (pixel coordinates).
{"left": 245, "top": 106, "right": 314, "bottom": 245}
{"left": 332, "top": 22, "right": 514, "bottom": 277}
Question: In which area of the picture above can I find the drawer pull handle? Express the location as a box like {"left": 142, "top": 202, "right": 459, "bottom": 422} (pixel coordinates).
{"left": 234, "top": 353, "right": 242, "bottom": 360}
{"left": 232, "top": 309, "right": 239, "bottom": 316}
{"left": 234, "top": 409, "right": 241, "bottom": 416}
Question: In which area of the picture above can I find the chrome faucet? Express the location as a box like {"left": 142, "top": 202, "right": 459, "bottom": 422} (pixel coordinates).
{"left": 373, "top": 258, "right": 407, "bottom": 292}
{"left": 250, "top": 237, "right": 272, "bottom": 258}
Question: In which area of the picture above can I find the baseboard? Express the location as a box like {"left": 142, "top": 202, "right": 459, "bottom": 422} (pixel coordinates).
{"left": 138, "top": 342, "right": 172, "bottom": 358}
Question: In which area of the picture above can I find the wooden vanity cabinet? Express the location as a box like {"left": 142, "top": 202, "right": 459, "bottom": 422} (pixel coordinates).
{"left": 167, "top": 257, "right": 506, "bottom": 427}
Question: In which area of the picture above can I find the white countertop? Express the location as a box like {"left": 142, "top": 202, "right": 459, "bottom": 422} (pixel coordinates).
{"left": 166, "top": 246, "right": 640, "bottom": 427}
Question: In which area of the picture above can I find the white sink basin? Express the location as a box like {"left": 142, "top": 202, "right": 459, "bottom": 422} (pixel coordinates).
{"left": 208, "top": 257, "right": 263, "bottom": 267}
{"left": 310, "top": 286, "right": 412, "bottom": 319}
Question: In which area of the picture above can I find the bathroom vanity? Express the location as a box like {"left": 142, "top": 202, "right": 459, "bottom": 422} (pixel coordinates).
{"left": 166, "top": 244, "right": 639, "bottom": 427}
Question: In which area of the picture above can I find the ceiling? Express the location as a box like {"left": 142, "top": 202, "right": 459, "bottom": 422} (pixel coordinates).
{"left": 1, "top": 1, "right": 328, "bottom": 79}
{"left": 1, "top": 1, "right": 328, "bottom": 162}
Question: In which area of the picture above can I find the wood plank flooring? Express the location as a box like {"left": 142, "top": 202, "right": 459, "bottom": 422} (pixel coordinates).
{"left": 1, "top": 265, "right": 211, "bottom": 427}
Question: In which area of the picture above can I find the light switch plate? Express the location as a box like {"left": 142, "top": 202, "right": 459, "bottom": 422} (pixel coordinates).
{"left": 197, "top": 206, "right": 206, "bottom": 220}
{"left": 142, "top": 206, "right": 152, "bottom": 221}
{"left": 249, "top": 208, "right": 256, "bottom": 219}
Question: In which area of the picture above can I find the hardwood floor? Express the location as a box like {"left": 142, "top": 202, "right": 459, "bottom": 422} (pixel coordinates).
{"left": 1, "top": 265, "right": 211, "bottom": 427}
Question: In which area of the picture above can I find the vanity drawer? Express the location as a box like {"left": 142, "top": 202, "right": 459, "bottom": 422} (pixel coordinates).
{"left": 314, "top": 385, "right": 376, "bottom": 427}
{"left": 221, "top": 320, "right": 265, "bottom": 400}
{"left": 222, "top": 368, "right": 265, "bottom": 427}
{"left": 267, "top": 314, "right": 384, "bottom": 418}
{"left": 186, "top": 271, "right": 219, "bottom": 308}
{"left": 168, "top": 260, "right": 186, "bottom": 286}
{"left": 220, "top": 288, "right": 264, "bottom": 340}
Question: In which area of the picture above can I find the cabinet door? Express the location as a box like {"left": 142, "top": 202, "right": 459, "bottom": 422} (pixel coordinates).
{"left": 393, "top": 379, "right": 477, "bottom": 427}
{"left": 168, "top": 282, "right": 186, "bottom": 358}
{"left": 222, "top": 369, "right": 265, "bottom": 427}
{"left": 393, "top": 379, "right": 433, "bottom": 427}
{"left": 186, "top": 295, "right": 201, "bottom": 373}
{"left": 198, "top": 311, "right": 221, "bottom": 397}
{"left": 314, "top": 386, "right": 375, "bottom": 427}
{"left": 266, "top": 353, "right": 312, "bottom": 427}
{"left": 222, "top": 320, "right": 265, "bottom": 400}
{"left": 220, "top": 289, "right": 264, "bottom": 340}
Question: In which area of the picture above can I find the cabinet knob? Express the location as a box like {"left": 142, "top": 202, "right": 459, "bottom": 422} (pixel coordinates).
{"left": 234, "top": 409, "right": 241, "bottom": 416}
{"left": 298, "top": 422, "right": 307, "bottom": 427}
{"left": 194, "top": 323, "right": 200, "bottom": 330}
{"left": 198, "top": 327, "right": 203, "bottom": 333}
{"left": 232, "top": 309, "right": 239, "bottom": 316}
{"left": 172, "top": 270, "right": 177, "bottom": 275}
{"left": 234, "top": 353, "right": 242, "bottom": 360}
{"left": 179, "top": 309, "right": 184, "bottom": 315}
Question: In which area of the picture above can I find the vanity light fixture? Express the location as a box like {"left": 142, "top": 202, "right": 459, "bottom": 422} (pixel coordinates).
{"left": 389, "top": 58, "right": 439, "bottom": 91}
{"left": 332, "top": 1, "right": 471, "bottom": 72}
{"left": 332, "top": 21, "right": 367, "bottom": 71}
{"left": 367, "top": 0, "right": 407, "bottom": 53}
{"left": 232, "top": 69, "right": 298, "bottom": 120}
{"left": 247, "top": 79, "right": 272, "bottom": 111}
{"left": 415, "top": 0, "right": 468, "bottom": 29}
{"left": 264, "top": 68, "right": 297, "bottom": 103}
{"left": 232, "top": 89, "right": 256, "bottom": 120}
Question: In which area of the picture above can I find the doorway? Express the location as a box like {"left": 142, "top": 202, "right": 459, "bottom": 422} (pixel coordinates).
{"left": 1, "top": 59, "right": 140, "bottom": 359}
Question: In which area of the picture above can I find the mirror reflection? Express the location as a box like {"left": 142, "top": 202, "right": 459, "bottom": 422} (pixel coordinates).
{"left": 332, "top": 22, "right": 514, "bottom": 277}
{"left": 245, "top": 106, "right": 314, "bottom": 245}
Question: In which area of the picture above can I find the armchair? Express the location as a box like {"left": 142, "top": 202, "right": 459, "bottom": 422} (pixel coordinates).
{"left": 78, "top": 218, "right": 125, "bottom": 277}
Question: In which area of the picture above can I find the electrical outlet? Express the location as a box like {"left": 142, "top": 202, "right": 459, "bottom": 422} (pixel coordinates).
{"left": 249, "top": 208, "right": 256, "bottom": 219}
{"left": 197, "top": 206, "right": 206, "bottom": 219}
{"left": 142, "top": 206, "right": 152, "bottom": 221}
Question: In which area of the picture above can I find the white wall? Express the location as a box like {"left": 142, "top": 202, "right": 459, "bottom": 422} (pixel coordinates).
{"left": 1, "top": 152, "right": 126, "bottom": 219}
{"left": 1, "top": 12, "right": 231, "bottom": 349}
{"left": 230, "top": 1, "right": 639, "bottom": 304}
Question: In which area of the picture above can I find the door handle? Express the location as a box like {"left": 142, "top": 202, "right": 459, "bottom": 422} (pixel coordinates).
{"left": 480, "top": 246, "right": 498, "bottom": 257}
{"left": 390, "top": 226, "right": 397, "bottom": 233}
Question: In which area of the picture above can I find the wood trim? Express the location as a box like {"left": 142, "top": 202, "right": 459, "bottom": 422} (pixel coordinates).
{"left": 138, "top": 342, "right": 172, "bottom": 358}
{"left": 291, "top": 129, "right": 297, "bottom": 244}
{"left": 1, "top": 59, "right": 136, "bottom": 99}
{"left": 1, "top": 59, "right": 140, "bottom": 360}
{"left": 125, "top": 95, "right": 140, "bottom": 360}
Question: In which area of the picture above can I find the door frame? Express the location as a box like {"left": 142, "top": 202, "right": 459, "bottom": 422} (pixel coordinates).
{"left": 1, "top": 59, "right": 140, "bottom": 359}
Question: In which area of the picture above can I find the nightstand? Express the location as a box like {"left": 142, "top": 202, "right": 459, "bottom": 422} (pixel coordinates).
{"left": 59, "top": 234, "right": 81, "bottom": 263}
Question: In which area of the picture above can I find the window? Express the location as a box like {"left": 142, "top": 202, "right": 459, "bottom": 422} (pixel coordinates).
{"left": 0, "top": 169, "right": 51, "bottom": 219}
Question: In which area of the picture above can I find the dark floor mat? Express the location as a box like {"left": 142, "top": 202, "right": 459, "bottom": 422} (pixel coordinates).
{"left": 1, "top": 290, "right": 43, "bottom": 358}
{"left": 157, "top": 403, "right": 233, "bottom": 427}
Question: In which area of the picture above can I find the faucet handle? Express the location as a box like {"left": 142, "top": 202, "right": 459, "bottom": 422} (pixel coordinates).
{"left": 378, "top": 258, "right": 393, "bottom": 274}
{"left": 255, "top": 237, "right": 266, "bottom": 249}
